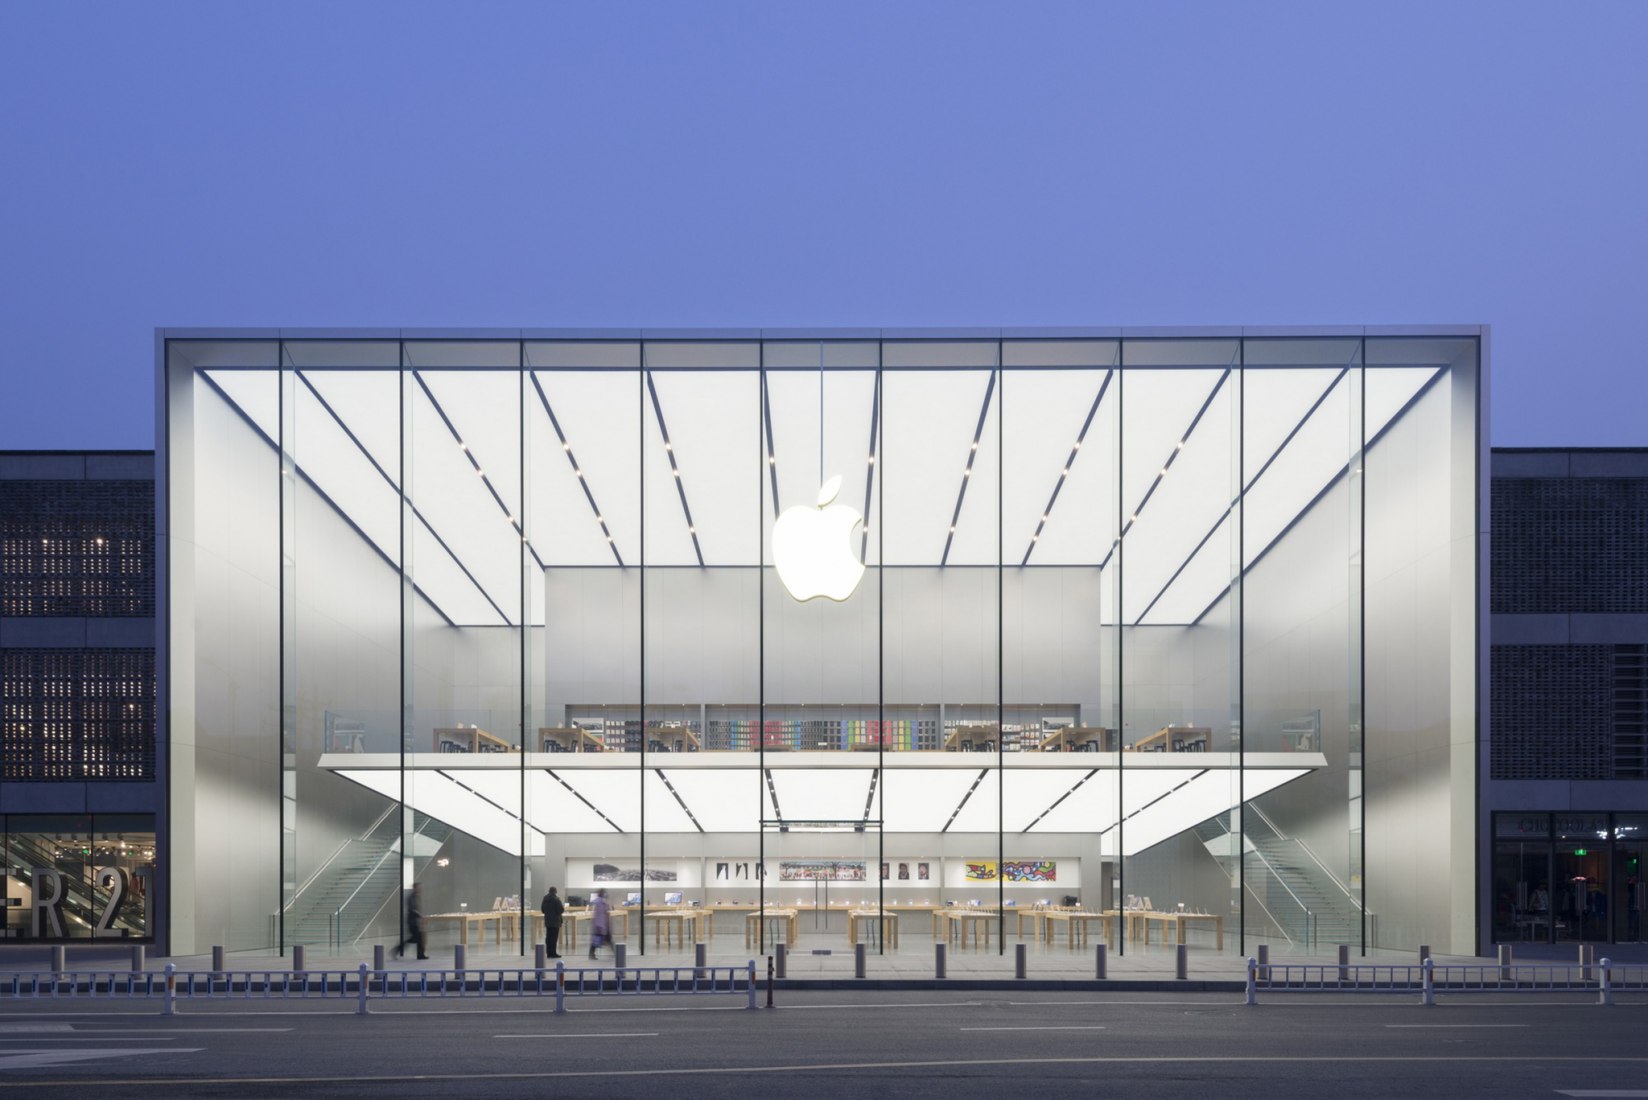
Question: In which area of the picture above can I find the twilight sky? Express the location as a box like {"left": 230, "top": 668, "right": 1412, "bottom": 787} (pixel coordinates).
{"left": 1, "top": 2, "right": 1643, "bottom": 450}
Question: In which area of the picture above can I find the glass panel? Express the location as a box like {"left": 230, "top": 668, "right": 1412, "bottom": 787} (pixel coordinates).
{"left": 405, "top": 355, "right": 526, "bottom": 958}
{"left": 530, "top": 363, "right": 640, "bottom": 963}
{"left": 1362, "top": 336, "right": 1480, "bottom": 952}
{"left": 1002, "top": 355, "right": 1118, "bottom": 964}
{"left": 760, "top": 353, "right": 883, "bottom": 955}
{"left": 881, "top": 359, "right": 999, "bottom": 961}
{"left": 1613, "top": 816, "right": 1646, "bottom": 942}
{"left": 1120, "top": 338, "right": 1241, "bottom": 959}
{"left": 1492, "top": 838, "right": 1551, "bottom": 943}
{"left": 644, "top": 362, "right": 759, "bottom": 956}
{"left": 4, "top": 815, "right": 92, "bottom": 939}
{"left": 1241, "top": 338, "right": 1363, "bottom": 957}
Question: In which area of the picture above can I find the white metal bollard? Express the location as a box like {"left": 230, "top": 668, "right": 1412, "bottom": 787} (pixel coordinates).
{"left": 1421, "top": 956, "right": 1435, "bottom": 1007}
{"left": 554, "top": 961, "right": 566, "bottom": 1014}
{"left": 746, "top": 960, "right": 757, "bottom": 1010}
{"left": 357, "top": 963, "right": 370, "bottom": 1016}
{"left": 1244, "top": 957, "right": 1257, "bottom": 1006}
{"left": 1600, "top": 957, "right": 1613, "bottom": 1007}
{"left": 163, "top": 962, "right": 176, "bottom": 1017}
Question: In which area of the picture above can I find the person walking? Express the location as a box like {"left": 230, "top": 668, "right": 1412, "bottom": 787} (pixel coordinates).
{"left": 588, "top": 888, "right": 610, "bottom": 961}
{"left": 541, "top": 886, "right": 564, "bottom": 959}
{"left": 393, "top": 882, "right": 429, "bottom": 960}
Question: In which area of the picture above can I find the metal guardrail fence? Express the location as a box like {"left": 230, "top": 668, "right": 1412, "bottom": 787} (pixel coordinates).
{"left": 0, "top": 960, "right": 760, "bottom": 1016}
{"left": 1245, "top": 956, "right": 1647, "bottom": 1006}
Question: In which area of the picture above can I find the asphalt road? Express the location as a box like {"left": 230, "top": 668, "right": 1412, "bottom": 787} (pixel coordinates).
{"left": 2, "top": 990, "right": 1646, "bottom": 1098}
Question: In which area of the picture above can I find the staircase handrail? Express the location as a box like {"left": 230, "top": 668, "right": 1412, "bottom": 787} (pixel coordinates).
{"left": 1244, "top": 842, "right": 1314, "bottom": 940}
{"left": 284, "top": 802, "right": 401, "bottom": 912}
{"left": 331, "top": 815, "right": 449, "bottom": 947}
{"left": 1199, "top": 812, "right": 1307, "bottom": 948}
{"left": 1248, "top": 802, "right": 1368, "bottom": 914}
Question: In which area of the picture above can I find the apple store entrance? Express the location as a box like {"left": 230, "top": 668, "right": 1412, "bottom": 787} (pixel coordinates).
{"left": 163, "top": 331, "right": 1481, "bottom": 966}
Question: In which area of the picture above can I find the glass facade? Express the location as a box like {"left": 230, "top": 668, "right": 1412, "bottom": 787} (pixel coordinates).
{"left": 162, "top": 330, "right": 1481, "bottom": 963}
{"left": 1492, "top": 811, "right": 1646, "bottom": 945}
{"left": 1, "top": 813, "right": 156, "bottom": 941}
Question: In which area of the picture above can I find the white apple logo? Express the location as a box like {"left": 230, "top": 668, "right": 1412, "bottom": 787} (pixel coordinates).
{"left": 773, "top": 475, "right": 865, "bottom": 602}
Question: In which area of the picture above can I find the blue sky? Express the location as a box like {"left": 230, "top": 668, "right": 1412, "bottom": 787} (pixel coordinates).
{"left": 1, "top": 2, "right": 1643, "bottom": 449}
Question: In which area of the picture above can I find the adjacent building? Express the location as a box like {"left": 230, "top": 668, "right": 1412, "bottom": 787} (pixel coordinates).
{"left": 1487, "top": 448, "right": 1648, "bottom": 946}
{"left": 0, "top": 451, "right": 159, "bottom": 942}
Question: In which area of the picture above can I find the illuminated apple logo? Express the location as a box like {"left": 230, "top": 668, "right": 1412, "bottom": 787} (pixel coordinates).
{"left": 773, "top": 475, "right": 865, "bottom": 602}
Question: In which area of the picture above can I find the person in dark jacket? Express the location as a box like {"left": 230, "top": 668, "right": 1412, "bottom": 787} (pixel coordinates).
{"left": 393, "top": 882, "right": 429, "bottom": 960}
{"left": 541, "top": 886, "right": 564, "bottom": 959}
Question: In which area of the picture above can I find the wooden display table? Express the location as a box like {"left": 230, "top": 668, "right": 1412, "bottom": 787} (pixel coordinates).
{"left": 537, "top": 726, "right": 603, "bottom": 753}
{"left": 939, "top": 908, "right": 994, "bottom": 947}
{"left": 648, "top": 909, "right": 710, "bottom": 948}
{"left": 434, "top": 727, "right": 516, "bottom": 754}
{"left": 1132, "top": 910, "right": 1224, "bottom": 949}
{"left": 944, "top": 724, "right": 999, "bottom": 752}
{"left": 1130, "top": 725, "right": 1212, "bottom": 753}
{"left": 848, "top": 910, "right": 900, "bottom": 948}
{"left": 745, "top": 909, "right": 798, "bottom": 948}
{"left": 1038, "top": 727, "right": 1111, "bottom": 753}
{"left": 1038, "top": 909, "right": 1116, "bottom": 949}
{"left": 426, "top": 910, "right": 509, "bottom": 947}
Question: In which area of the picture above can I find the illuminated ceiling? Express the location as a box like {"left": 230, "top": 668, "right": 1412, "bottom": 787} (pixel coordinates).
{"left": 322, "top": 751, "right": 1324, "bottom": 857}
{"left": 179, "top": 336, "right": 1456, "bottom": 627}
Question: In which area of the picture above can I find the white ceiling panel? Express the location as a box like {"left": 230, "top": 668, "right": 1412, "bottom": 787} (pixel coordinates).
{"left": 203, "top": 369, "right": 278, "bottom": 441}
{"left": 1141, "top": 512, "right": 1238, "bottom": 625}
{"left": 656, "top": 768, "right": 765, "bottom": 833}
{"left": 409, "top": 519, "right": 503, "bottom": 624}
{"left": 881, "top": 371, "right": 995, "bottom": 565}
{"left": 650, "top": 371, "right": 761, "bottom": 565}
{"left": 1029, "top": 403, "right": 1117, "bottom": 567}
{"left": 1367, "top": 367, "right": 1441, "bottom": 440}
{"left": 641, "top": 768, "right": 701, "bottom": 832}
{"left": 947, "top": 388, "right": 1002, "bottom": 565}
{"left": 944, "top": 769, "right": 1002, "bottom": 833}
{"left": 1122, "top": 380, "right": 1236, "bottom": 621}
{"left": 302, "top": 370, "right": 402, "bottom": 485}
{"left": 1119, "top": 369, "right": 1223, "bottom": 515}
{"left": 532, "top": 371, "right": 640, "bottom": 564}
{"left": 770, "top": 767, "right": 877, "bottom": 824}
{"left": 291, "top": 382, "right": 400, "bottom": 565}
{"left": 641, "top": 378, "right": 700, "bottom": 566}
{"left": 529, "top": 769, "right": 624, "bottom": 835}
{"left": 526, "top": 412, "right": 612, "bottom": 565}
{"left": 1001, "top": 768, "right": 1096, "bottom": 832}
{"left": 410, "top": 386, "right": 522, "bottom": 620}
{"left": 879, "top": 768, "right": 990, "bottom": 832}
{"left": 1242, "top": 368, "right": 1343, "bottom": 480}
{"left": 1002, "top": 370, "right": 1108, "bottom": 565}
{"left": 1242, "top": 376, "right": 1353, "bottom": 561}
{"left": 420, "top": 370, "right": 523, "bottom": 520}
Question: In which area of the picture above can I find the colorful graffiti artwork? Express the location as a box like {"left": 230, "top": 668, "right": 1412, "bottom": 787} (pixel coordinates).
{"left": 965, "top": 860, "right": 1056, "bottom": 882}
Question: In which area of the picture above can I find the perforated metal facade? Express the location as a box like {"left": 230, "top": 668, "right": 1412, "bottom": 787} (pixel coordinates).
{"left": 1491, "top": 476, "right": 1648, "bottom": 615}
{"left": 0, "top": 648, "right": 155, "bottom": 781}
{"left": 0, "top": 479, "right": 155, "bottom": 617}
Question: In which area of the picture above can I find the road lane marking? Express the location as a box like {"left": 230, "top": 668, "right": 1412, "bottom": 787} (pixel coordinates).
{"left": 1556, "top": 1092, "right": 1648, "bottom": 1097}
{"left": 1384, "top": 1024, "right": 1531, "bottom": 1028}
{"left": 0, "top": 1038, "right": 176, "bottom": 1043}
{"left": 495, "top": 1032, "right": 659, "bottom": 1039}
{"left": 960, "top": 1026, "right": 1107, "bottom": 1032}
{"left": 0, "top": 1048, "right": 201, "bottom": 1071}
{"left": 779, "top": 1002, "right": 985, "bottom": 1010}
{"left": 8, "top": 1054, "right": 1648, "bottom": 1089}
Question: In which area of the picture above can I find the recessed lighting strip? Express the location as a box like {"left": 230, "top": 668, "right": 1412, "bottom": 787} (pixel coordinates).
{"left": 528, "top": 373, "right": 623, "bottom": 566}
{"left": 860, "top": 373, "right": 880, "bottom": 563}
{"left": 761, "top": 377, "right": 781, "bottom": 515}
{"left": 861, "top": 768, "right": 880, "bottom": 826}
{"left": 941, "top": 768, "right": 991, "bottom": 834}
{"left": 1097, "top": 367, "right": 1232, "bottom": 573}
{"left": 644, "top": 371, "right": 706, "bottom": 567}
{"left": 1021, "top": 768, "right": 1100, "bottom": 833}
{"left": 544, "top": 768, "right": 624, "bottom": 834}
{"left": 1096, "top": 770, "right": 1208, "bottom": 840}
{"left": 654, "top": 768, "right": 703, "bottom": 833}
{"left": 764, "top": 767, "right": 783, "bottom": 822}
{"left": 411, "top": 371, "right": 546, "bottom": 574}
{"left": 1134, "top": 365, "right": 1347, "bottom": 624}
{"left": 1021, "top": 371, "right": 1113, "bottom": 566}
{"left": 939, "top": 371, "right": 998, "bottom": 567}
